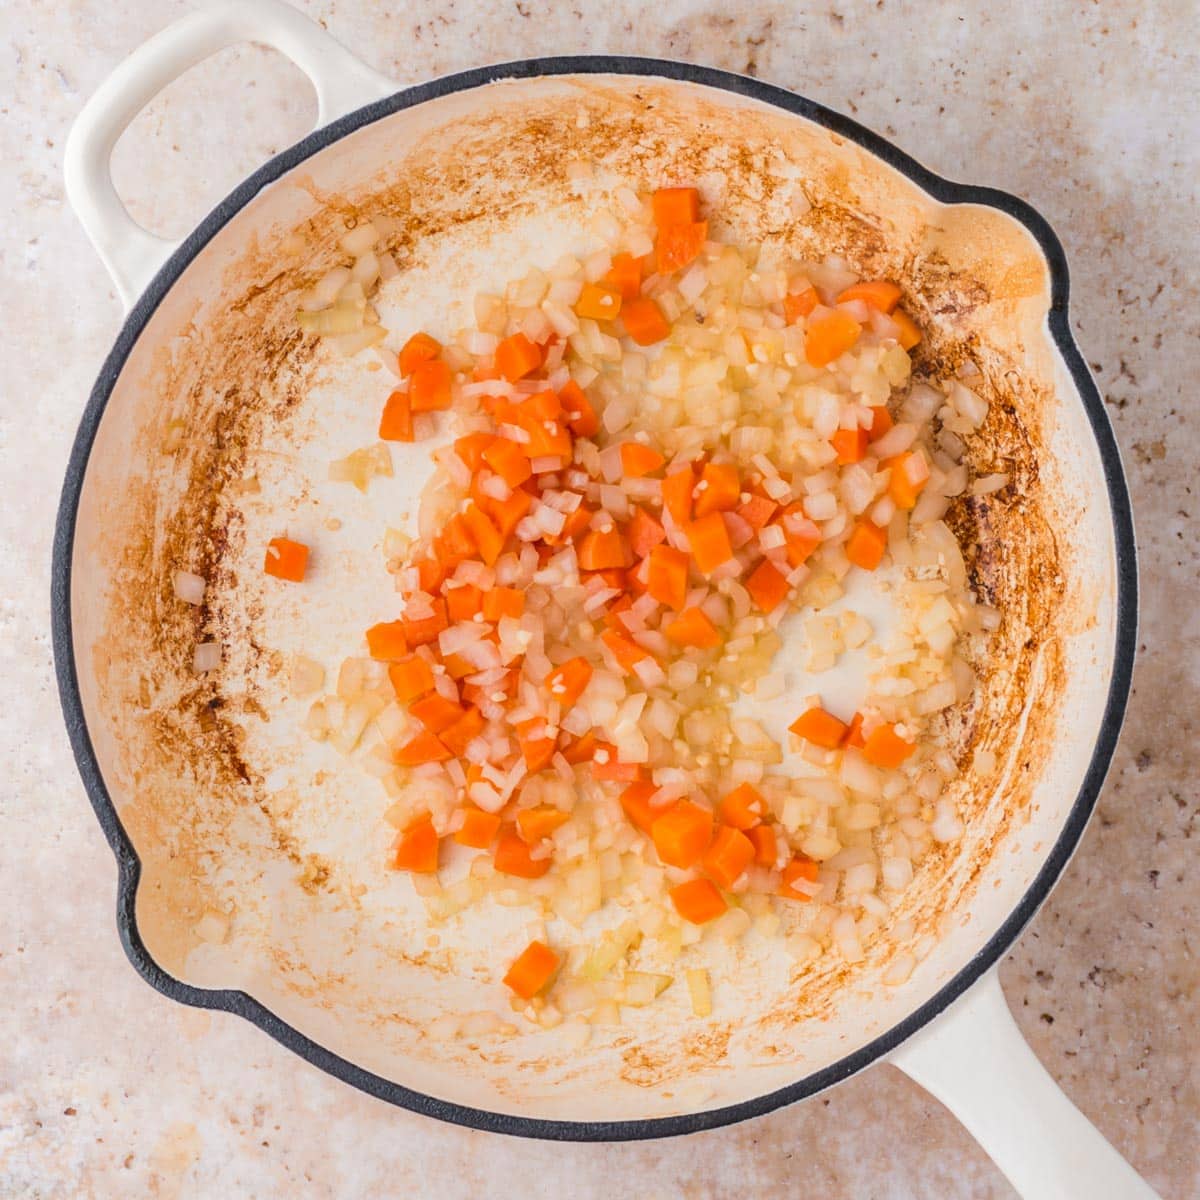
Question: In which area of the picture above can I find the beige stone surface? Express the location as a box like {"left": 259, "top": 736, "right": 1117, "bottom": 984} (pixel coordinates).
{"left": 1, "top": 1, "right": 1196, "bottom": 1196}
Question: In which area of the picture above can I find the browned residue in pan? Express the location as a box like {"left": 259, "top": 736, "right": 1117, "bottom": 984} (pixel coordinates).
{"left": 83, "top": 78, "right": 1072, "bottom": 1093}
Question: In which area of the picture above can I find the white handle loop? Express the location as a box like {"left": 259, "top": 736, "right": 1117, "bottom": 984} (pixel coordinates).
{"left": 891, "top": 971, "right": 1159, "bottom": 1199}
{"left": 64, "top": 0, "right": 393, "bottom": 309}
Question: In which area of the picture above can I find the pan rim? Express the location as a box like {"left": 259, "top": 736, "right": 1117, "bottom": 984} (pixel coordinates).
{"left": 51, "top": 55, "right": 1138, "bottom": 1140}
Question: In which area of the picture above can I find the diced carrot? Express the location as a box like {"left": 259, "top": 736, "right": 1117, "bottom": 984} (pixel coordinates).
{"left": 619, "top": 781, "right": 660, "bottom": 834}
{"left": 887, "top": 451, "right": 930, "bottom": 510}
{"left": 737, "top": 493, "right": 778, "bottom": 531}
{"left": 845, "top": 518, "right": 888, "bottom": 571}
{"left": 388, "top": 655, "right": 434, "bottom": 703}
{"left": 593, "top": 752, "right": 646, "bottom": 783}
{"left": 394, "top": 730, "right": 451, "bottom": 766}
{"left": 264, "top": 537, "right": 308, "bottom": 582}
{"left": 656, "top": 221, "right": 707, "bottom": 273}
{"left": 445, "top": 583, "right": 483, "bottom": 623}
{"left": 693, "top": 462, "right": 740, "bottom": 517}
{"left": 462, "top": 503, "right": 505, "bottom": 567}
{"left": 622, "top": 297, "right": 670, "bottom": 346}
{"left": 604, "top": 252, "right": 643, "bottom": 300}
{"left": 402, "top": 597, "right": 448, "bottom": 646}
{"left": 398, "top": 332, "right": 442, "bottom": 377}
{"left": 687, "top": 512, "right": 734, "bottom": 574}
{"left": 652, "top": 186, "right": 700, "bottom": 227}
{"left": 379, "top": 389, "right": 414, "bottom": 442}
{"left": 868, "top": 405, "right": 894, "bottom": 442}
{"left": 410, "top": 692, "right": 466, "bottom": 734}
{"left": 439, "top": 705, "right": 485, "bottom": 756}
{"left": 779, "top": 856, "right": 820, "bottom": 901}
{"left": 575, "top": 282, "right": 623, "bottom": 322}
{"left": 390, "top": 814, "right": 439, "bottom": 872}
{"left": 789, "top": 706, "right": 848, "bottom": 750}
{"left": 843, "top": 711, "right": 866, "bottom": 749}
{"left": 453, "top": 432, "right": 494, "bottom": 471}
{"left": 482, "top": 488, "right": 533, "bottom": 541}
{"left": 454, "top": 806, "right": 501, "bottom": 850}
{"left": 495, "top": 332, "right": 543, "bottom": 382}
{"left": 503, "top": 940, "right": 560, "bottom": 998}
{"left": 663, "top": 606, "right": 721, "bottom": 649}
{"left": 783, "top": 287, "right": 820, "bottom": 324}
{"left": 892, "top": 308, "right": 922, "bottom": 350}
{"left": 416, "top": 557, "right": 446, "bottom": 594}
{"left": 558, "top": 379, "right": 599, "bottom": 438}
{"left": 516, "top": 719, "right": 557, "bottom": 774}
{"left": 442, "top": 653, "right": 476, "bottom": 680}
{"left": 482, "top": 587, "right": 524, "bottom": 621}
{"left": 861, "top": 723, "right": 917, "bottom": 769}
{"left": 517, "top": 806, "right": 570, "bottom": 843}
{"left": 620, "top": 441, "right": 666, "bottom": 478}
{"left": 560, "top": 730, "right": 596, "bottom": 766}
{"left": 651, "top": 800, "right": 713, "bottom": 869}
{"left": 516, "top": 413, "right": 572, "bottom": 461}
{"left": 409, "top": 359, "right": 453, "bottom": 412}
{"left": 600, "top": 630, "right": 650, "bottom": 674}
{"left": 494, "top": 827, "right": 552, "bottom": 878}
{"left": 482, "top": 438, "right": 532, "bottom": 488}
{"left": 778, "top": 506, "right": 822, "bottom": 568}
{"left": 744, "top": 559, "right": 789, "bottom": 614}
{"left": 549, "top": 504, "right": 593, "bottom": 547}
{"left": 578, "top": 527, "right": 632, "bottom": 571}
{"left": 627, "top": 506, "right": 666, "bottom": 558}
{"left": 522, "top": 389, "right": 563, "bottom": 422}
{"left": 719, "top": 783, "right": 764, "bottom": 830}
{"left": 746, "top": 823, "right": 777, "bottom": 867}
{"left": 435, "top": 513, "right": 476, "bottom": 565}
{"left": 366, "top": 620, "right": 408, "bottom": 661}
{"left": 545, "top": 656, "right": 593, "bottom": 710}
{"left": 592, "top": 569, "right": 629, "bottom": 598}
{"left": 830, "top": 427, "right": 870, "bottom": 465}
{"left": 836, "top": 280, "right": 903, "bottom": 314}
{"left": 662, "top": 466, "right": 696, "bottom": 526}
{"left": 670, "top": 878, "right": 727, "bottom": 924}
{"left": 703, "top": 825, "right": 756, "bottom": 889}
{"left": 646, "top": 544, "right": 689, "bottom": 610}
{"left": 805, "top": 310, "right": 862, "bottom": 368}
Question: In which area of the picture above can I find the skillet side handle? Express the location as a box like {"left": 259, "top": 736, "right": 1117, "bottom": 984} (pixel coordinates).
{"left": 64, "top": 0, "right": 393, "bottom": 310}
{"left": 890, "top": 971, "right": 1160, "bottom": 1200}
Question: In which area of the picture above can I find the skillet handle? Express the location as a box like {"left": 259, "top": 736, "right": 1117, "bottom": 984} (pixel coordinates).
{"left": 890, "top": 970, "right": 1160, "bottom": 1199}
{"left": 64, "top": 0, "right": 393, "bottom": 310}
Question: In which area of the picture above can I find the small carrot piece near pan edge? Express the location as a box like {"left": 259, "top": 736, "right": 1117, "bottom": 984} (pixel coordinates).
{"left": 409, "top": 358, "right": 453, "bottom": 412}
{"left": 439, "top": 705, "right": 485, "bottom": 757}
{"left": 388, "top": 655, "right": 434, "bottom": 703}
{"left": 482, "top": 437, "right": 533, "bottom": 488}
{"left": 503, "top": 940, "right": 560, "bottom": 999}
{"left": 379, "top": 389, "right": 414, "bottom": 442}
{"left": 830, "top": 427, "right": 870, "bottom": 465}
{"left": 398, "top": 332, "right": 441, "bottom": 377}
{"left": 779, "top": 857, "right": 820, "bottom": 901}
{"left": 390, "top": 814, "right": 439, "bottom": 873}
{"left": 463, "top": 503, "right": 505, "bottom": 567}
{"left": 575, "top": 281, "right": 623, "bottom": 322}
{"left": 702, "top": 825, "right": 756, "bottom": 889}
{"left": 805, "top": 310, "right": 862, "bottom": 368}
{"left": 868, "top": 405, "right": 894, "bottom": 441}
{"left": 402, "top": 598, "right": 448, "bottom": 647}
{"left": 746, "top": 823, "right": 777, "bottom": 867}
{"left": 843, "top": 712, "right": 866, "bottom": 749}
{"left": 861, "top": 723, "right": 917, "bottom": 769}
{"left": 494, "top": 828, "right": 552, "bottom": 878}
{"left": 264, "top": 537, "right": 308, "bottom": 582}
{"left": 365, "top": 620, "right": 409, "bottom": 661}
{"left": 619, "top": 781, "right": 660, "bottom": 835}
{"left": 652, "top": 186, "right": 700, "bottom": 226}
{"left": 394, "top": 729, "right": 451, "bottom": 767}
{"left": 789, "top": 706, "right": 849, "bottom": 750}
{"left": 744, "top": 558, "right": 789, "bottom": 614}
{"left": 656, "top": 221, "right": 707, "bottom": 273}
{"left": 836, "top": 280, "right": 903, "bottom": 313}
{"left": 445, "top": 583, "right": 483, "bottom": 623}
{"left": 409, "top": 693, "right": 466, "bottom": 734}
{"left": 670, "top": 878, "right": 727, "bottom": 925}
{"left": 887, "top": 451, "right": 931, "bottom": 511}
{"left": 845, "top": 518, "right": 889, "bottom": 571}
{"left": 604, "top": 252, "right": 643, "bottom": 300}
{"left": 453, "top": 432, "right": 494, "bottom": 471}
{"left": 454, "top": 806, "right": 501, "bottom": 850}
{"left": 892, "top": 308, "right": 923, "bottom": 351}
{"left": 783, "top": 287, "right": 819, "bottom": 324}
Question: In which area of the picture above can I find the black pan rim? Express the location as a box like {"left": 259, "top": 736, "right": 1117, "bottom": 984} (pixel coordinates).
{"left": 52, "top": 54, "right": 1138, "bottom": 1141}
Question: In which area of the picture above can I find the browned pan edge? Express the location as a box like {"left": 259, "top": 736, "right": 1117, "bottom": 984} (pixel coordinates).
{"left": 51, "top": 56, "right": 1137, "bottom": 1140}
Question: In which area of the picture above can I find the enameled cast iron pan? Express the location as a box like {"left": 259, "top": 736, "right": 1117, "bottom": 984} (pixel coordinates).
{"left": 55, "top": 3, "right": 1151, "bottom": 1196}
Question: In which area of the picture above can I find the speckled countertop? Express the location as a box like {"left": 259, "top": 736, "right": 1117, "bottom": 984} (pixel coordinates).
{"left": 1, "top": 1, "right": 1196, "bottom": 1196}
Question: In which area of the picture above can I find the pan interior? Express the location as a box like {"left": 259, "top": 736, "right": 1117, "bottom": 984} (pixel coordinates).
{"left": 68, "top": 72, "right": 1118, "bottom": 1121}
